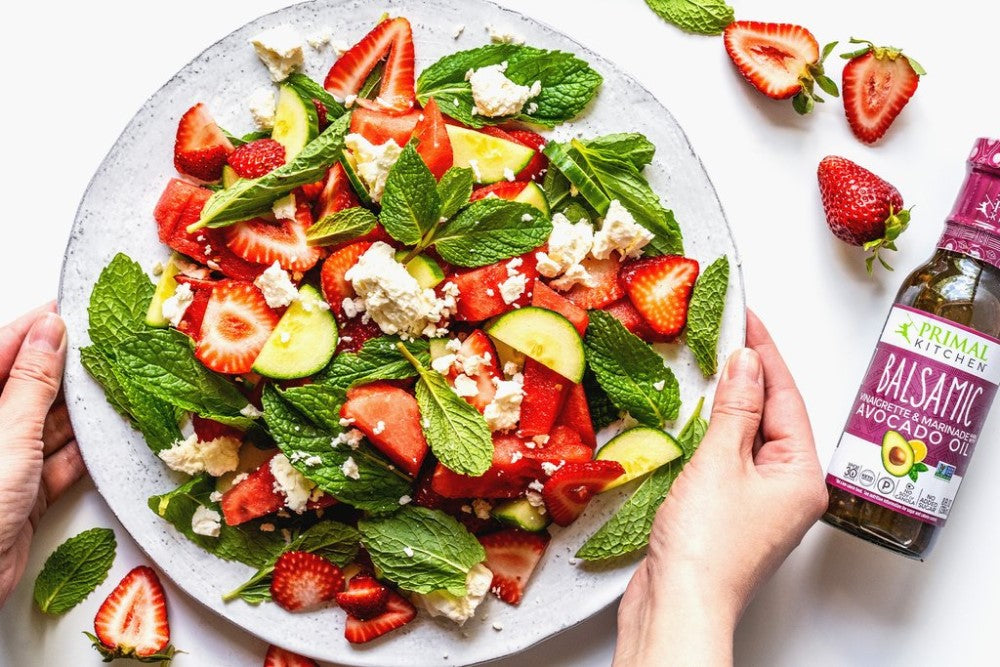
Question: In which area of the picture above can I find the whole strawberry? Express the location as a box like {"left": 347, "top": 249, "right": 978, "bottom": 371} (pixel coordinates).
{"left": 818, "top": 156, "right": 910, "bottom": 273}
{"left": 227, "top": 138, "right": 286, "bottom": 179}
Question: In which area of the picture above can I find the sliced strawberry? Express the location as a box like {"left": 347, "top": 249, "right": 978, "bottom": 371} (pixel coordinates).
{"left": 561, "top": 256, "right": 624, "bottom": 310}
{"left": 723, "top": 21, "right": 821, "bottom": 100}
{"left": 320, "top": 241, "right": 374, "bottom": 316}
{"left": 325, "top": 18, "right": 416, "bottom": 113}
{"left": 172, "top": 275, "right": 215, "bottom": 339}
{"left": 531, "top": 282, "right": 588, "bottom": 335}
{"left": 348, "top": 106, "right": 421, "bottom": 146}
{"left": 470, "top": 181, "right": 529, "bottom": 202}
{"left": 620, "top": 256, "right": 699, "bottom": 339}
{"left": 192, "top": 414, "right": 243, "bottom": 442}
{"left": 554, "top": 383, "right": 596, "bottom": 448}
{"left": 227, "top": 138, "right": 285, "bottom": 179}
{"left": 314, "top": 163, "right": 360, "bottom": 221}
{"left": 451, "top": 253, "right": 538, "bottom": 322}
{"left": 519, "top": 358, "right": 571, "bottom": 437}
{"left": 264, "top": 645, "right": 319, "bottom": 667}
{"left": 297, "top": 180, "right": 326, "bottom": 204}
{"left": 412, "top": 98, "right": 453, "bottom": 179}
{"left": 91, "top": 566, "right": 172, "bottom": 661}
{"left": 504, "top": 129, "right": 548, "bottom": 182}
{"left": 336, "top": 316, "right": 383, "bottom": 354}
{"left": 842, "top": 41, "right": 922, "bottom": 144}
{"left": 344, "top": 589, "right": 416, "bottom": 644}
{"left": 270, "top": 551, "right": 344, "bottom": 612}
{"left": 174, "top": 103, "right": 233, "bottom": 181}
{"left": 413, "top": 468, "right": 494, "bottom": 534}
{"left": 542, "top": 460, "right": 625, "bottom": 526}
{"left": 225, "top": 205, "right": 322, "bottom": 272}
{"left": 340, "top": 382, "right": 429, "bottom": 477}
{"left": 208, "top": 239, "right": 271, "bottom": 281}
{"left": 335, "top": 574, "right": 390, "bottom": 620}
{"left": 446, "top": 330, "right": 500, "bottom": 413}
{"left": 480, "top": 529, "right": 550, "bottom": 605}
{"left": 196, "top": 281, "right": 279, "bottom": 374}
{"left": 538, "top": 425, "right": 592, "bottom": 461}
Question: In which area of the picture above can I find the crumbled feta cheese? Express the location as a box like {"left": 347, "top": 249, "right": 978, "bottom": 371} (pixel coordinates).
{"left": 343, "top": 134, "right": 403, "bottom": 202}
{"left": 339, "top": 416, "right": 356, "bottom": 427}
{"left": 532, "top": 434, "right": 550, "bottom": 446}
{"left": 485, "top": 288, "right": 495, "bottom": 297}
{"left": 526, "top": 101, "right": 539, "bottom": 115}
{"left": 503, "top": 361, "right": 522, "bottom": 377}
{"left": 413, "top": 563, "right": 493, "bottom": 625}
{"left": 203, "top": 244, "right": 213, "bottom": 257}
{"left": 541, "top": 460, "right": 564, "bottom": 476}
{"left": 510, "top": 451, "right": 523, "bottom": 463}
{"left": 591, "top": 200, "right": 654, "bottom": 260}
{"left": 255, "top": 261, "right": 299, "bottom": 309}
{"left": 483, "top": 373, "right": 524, "bottom": 431}
{"left": 159, "top": 433, "right": 241, "bottom": 477}
{"left": 525, "top": 489, "right": 545, "bottom": 509}
{"left": 306, "top": 26, "right": 333, "bottom": 49}
{"left": 332, "top": 428, "right": 365, "bottom": 450}
{"left": 472, "top": 499, "right": 493, "bottom": 520}
{"left": 445, "top": 337, "right": 463, "bottom": 353}
{"left": 528, "top": 479, "right": 545, "bottom": 493}
{"left": 535, "top": 213, "right": 594, "bottom": 282}
{"left": 399, "top": 495, "right": 412, "bottom": 505}
{"left": 342, "top": 296, "right": 365, "bottom": 319}
{"left": 259, "top": 523, "right": 276, "bottom": 532}
{"left": 550, "top": 262, "right": 595, "bottom": 292}
{"left": 492, "top": 622, "right": 504, "bottom": 631}
{"left": 653, "top": 379, "right": 666, "bottom": 391}
{"left": 486, "top": 24, "right": 525, "bottom": 45}
{"left": 241, "top": 404, "right": 264, "bottom": 419}
{"left": 503, "top": 167, "right": 516, "bottom": 182}
{"left": 468, "top": 159, "right": 483, "bottom": 182}
{"left": 248, "top": 86, "right": 277, "bottom": 130}
{"left": 452, "top": 373, "right": 480, "bottom": 398}
{"left": 498, "top": 272, "right": 527, "bottom": 305}
{"left": 431, "top": 353, "right": 458, "bottom": 375}
{"left": 272, "top": 193, "right": 297, "bottom": 221}
{"left": 161, "top": 282, "right": 194, "bottom": 328}
{"left": 270, "top": 453, "right": 317, "bottom": 513}
{"left": 373, "top": 420, "right": 386, "bottom": 435}
{"left": 304, "top": 455, "right": 323, "bottom": 467}
{"left": 403, "top": 546, "right": 415, "bottom": 558}
{"left": 231, "top": 472, "right": 249, "bottom": 486}
{"left": 466, "top": 61, "right": 540, "bottom": 117}
{"left": 250, "top": 25, "right": 304, "bottom": 81}
{"left": 452, "top": 24, "right": 465, "bottom": 39}
{"left": 460, "top": 353, "right": 489, "bottom": 377}
{"left": 341, "top": 456, "right": 361, "bottom": 480}
{"left": 521, "top": 213, "right": 534, "bottom": 223}
{"left": 191, "top": 505, "right": 222, "bottom": 537}
{"left": 209, "top": 490, "right": 224, "bottom": 503}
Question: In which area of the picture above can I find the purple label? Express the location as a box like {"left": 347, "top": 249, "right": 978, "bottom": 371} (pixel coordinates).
{"left": 938, "top": 223, "right": 1000, "bottom": 271}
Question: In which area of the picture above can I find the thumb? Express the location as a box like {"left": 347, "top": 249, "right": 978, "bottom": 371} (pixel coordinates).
{"left": 704, "top": 348, "right": 765, "bottom": 462}
{"left": 0, "top": 313, "right": 67, "bottom": 449}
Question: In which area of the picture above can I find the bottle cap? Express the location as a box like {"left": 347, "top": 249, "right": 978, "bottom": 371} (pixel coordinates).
{"left": 940, "top": 137, "right": 1000, "bottom": 268}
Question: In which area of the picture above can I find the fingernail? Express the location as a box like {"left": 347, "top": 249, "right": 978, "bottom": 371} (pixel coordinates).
{"left": 727, "top": 348, "right": 761, "bottom": 383}
{"left": 27, "top": 313, "right": 66, "bottom": 353}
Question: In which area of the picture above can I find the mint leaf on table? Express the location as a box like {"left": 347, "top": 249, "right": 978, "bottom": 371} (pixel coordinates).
{"left": 87, "top": 253, "right": 155, "bottom": 351}
{"left": 580, "top": 133, "right": 656, "bottom": 171}
{"left": 359, "top": 507, "right": 485, "bottom": 595}
{"left": 315, "top": 336, "right": 429, "bottom": 391}
{"left": 284, "top": 72, "right": 346, "bottom": 120}
{"left": 686, "top": 256, "right": 730, "bottom": 377}
{"left": 645, "top": 0, "right": 735, "bottom": 36}
{"left": 436, "top": 167, "right": 474, "bottom": 221}
{"left": 380, "top": 143, "right": 441, "bottom": 245}
{"left": 33, "top": 528, "right": 116, "bottom": 615}
{"left": 433, "top": 198, "right": 552, "bottom": 268}
{"left": 262, "top": 386, "right": 410, "bottom": 514}
{"left": 399, "top": 344, "right": 493, "bottom": 476}
{"left": 677, "top": 396, "right": 708, "bottom": 461}
{"left": 306, "top": 207, "right": 377, "bottom": 247}
{"left": 193, "top": 113, "right": 350, "bottom": 230}
{"left": 585, "top": 311, "right": 681, "bottom": 427}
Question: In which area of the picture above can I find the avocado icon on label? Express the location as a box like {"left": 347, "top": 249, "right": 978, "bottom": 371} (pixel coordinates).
{"left": 881, "top": 430, "right": 915, "bottom": 477}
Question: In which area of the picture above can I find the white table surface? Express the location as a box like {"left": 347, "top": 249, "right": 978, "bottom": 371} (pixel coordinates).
{"left": 3, "top": 1, "right": 999, "bottom": 665}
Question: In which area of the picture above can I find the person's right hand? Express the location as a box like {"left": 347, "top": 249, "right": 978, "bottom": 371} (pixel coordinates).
{"left": 615, "top": 311, "right": 828, "bottom": 666}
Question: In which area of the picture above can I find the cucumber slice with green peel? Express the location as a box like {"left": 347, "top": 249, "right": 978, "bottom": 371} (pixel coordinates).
{"left": 252, "top": 285, "right": 338, "bottom": 379}
{"left": 514, "top": 181, "right": 549, "bottom": 215}
{"left": 394, "top": 251, "right": 444, "bottom": 289}
{"left": 542, "top": 141, "right": 610, "bottom": 214}
{"left": 145, "top": 255, "right": 184, "bottom": 327}
{"left": 428, "top": 338, "right": 451, "bottom": 361}
{"left": 492, "top": 498, "right": 550, "bottom": 532}
{"left": 222, "top": 165, "right": 240, "bottom": 189}
{"left": 491, "top": 338, "right": 526, "bottom": 370}
{"left": 340, "top": 152, "right": 374, "bottom": 206}
{"left": 486, "top": 306, "right": 584, "bottom": 382}
{"left": 597, "top": 427, "right": 683, "bottom": 490}
{"left": 445, "top": 125, "right": 535, "bottom": 184}
{"left": 272, "top": 83, "right": 319, "bottom": 160}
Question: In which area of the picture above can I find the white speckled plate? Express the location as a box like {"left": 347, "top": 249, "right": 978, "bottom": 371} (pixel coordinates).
{"left": 58, "top": 1, "right": 745, "bottom": 664}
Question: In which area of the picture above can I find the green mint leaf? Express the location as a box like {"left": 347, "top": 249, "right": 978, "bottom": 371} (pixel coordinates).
{"left": 315, "top": 336, "right": 429, "bottom": 391}
{"left": 576, "top": 460, "right": 682, "bottom": 560}
{"left": 80, "top": 345, "right": 136, "bottom": 422}
{"left": 557, "top": 199, "right": 597, "bottom": 225}
{"left": 306, "top": 207, "right": 377, "bottom": 246}
{"left": 195, "top": 113, "right": 351, "bottom": 230}
{"left": 437, "top": 167, "right": 474, "bottom": 220}
{"left": 359, "top": 507, "right": 485, "bottom": 595}
{"left": 433, "top": 198, "right": 552, "bottom": 268}
{"left": 585, "top": 311, "right": 681, "bottom": 427}
{"left": 584, "top": 368, "right": 622, "bottom": 431}
{"left": 87, "top": 253, "right": 155, "bottom": 351}
{"left": 33, "top": 528, "right": 116, "bottom": 615}
{"left": 580, "top": 133, "right": 656, "bottom": 171}
{"left": 284, "top": 72, "right": 346, "bottom": 119}
{"left": 686, "top": 256, "right": 730, "bottom": 377}
{"left": 677, "top": 397, "right": 708, "bottom": 461}
{"left": 645, "top": 0, "right": 734, "bottom": 35}
{"left": 279, "top": 384, "right": 346, "bottom": 433}
{"left": 380, "top": 143, "right": 441, "bottom": 245}
{"left": 262, "top": 386, "right": 410, "bottom": 513}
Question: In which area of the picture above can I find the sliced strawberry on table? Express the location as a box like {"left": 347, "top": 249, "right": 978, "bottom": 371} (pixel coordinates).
{"left": 225, "top": 204, "right": 322, "bottom": 272}
{"left": 519, "top": 358, "right": 571, "bottom": 437}
{"left": 531, "top": 282, "right": 588, "bottom": 335}
{"left": 325, "top": 17, "right": 416, "bottom": 113}
{"left": 174, "top": 102, "right": 234, "bottom": 181}
{"left": 554, "top": 382, "right": 596, "bottom": 449}
{"left": 470, "top": 181, "right": 529, "bottom": 202}
{"left": 320, "top": 241, "right": 374, "bottom": 316}
{"left": 480, "top": 529, "right": 550, "bottom": 605}
{"left": 446, "top": 330, "right": 500, "bottom": 413}
{"left": 340, "top": 382, "right": 429, "bottom": 477}
{"left": 344, "top": 589, "right": 417, "bottom": 644}
{"left": 314, "top": 162, "right": 360, "bottom": 221}
{"left": 542, "top": 460, "right": 625, "bottom": 527}
{"left": 561, "top": 256, "right": 624, "bottom": 310}
{"left": 264, "top": 645, "right": 319, "bottom": 667}
{"left": 841, "top": 39, "right": 924, "bottom": 144}
{"left": 348, "top": 106, "right": 421, "bottom": 146}
{"left": 192, "top": 414, "right": 243, "bottom": 442}
{"left": 335, "top": 574, "right": 390, "bottom": 620}
{"left": 450, "top": 253, "right": 538, "bottom": 322}
{"left": 412, "top": 97, "right": 453, "bottom": 179}
{"left": 620, "top": 255, "right": 699, "bottom": 339}
{"left": 227, "top": 138, "right": 286, "bottom": 179}
{"left": 90, "top": 566, "right": 173, "bottom": 662}
{"left": 196, "top": 281, "right": 279, "bottom": 374}
{"left": 270, "top": 551, "right": 345, "bottom": 612}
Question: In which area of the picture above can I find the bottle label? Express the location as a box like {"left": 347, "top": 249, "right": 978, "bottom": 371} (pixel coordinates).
{"left": 827, "top": 305, "right": 1000, "bottom": 526}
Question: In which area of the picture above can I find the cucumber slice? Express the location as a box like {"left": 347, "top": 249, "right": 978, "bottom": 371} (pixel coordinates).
{"left": 272, "top": 83, "right": 319, "bottom": 160}
{"left": 514, "top": 181, "right": 549, "bottom": 215}
{"left": 486, "top": 306, "right": 584, "bottom": 382}
{"left": 492, "top": 498, "right": 550, "bottom": 532}
{"left": 445, "top": 125, "right": 535, "bottom": 184}
{"left": 394, "top": 251, "right": 444, "bottom": 289}
{"left": 491, "top": 338, "right": 525, "bottom": 371}
{"left": 597, "top": 427, "right": 683, "bottom": 490}
{"left": 542, "top": 141, "right": 610, "bottom": 214}
{"left": 145, "top": 255, "right": 184, "bottom": 327}
{"left": 340, "top": 152, "right": 374, "bottom": 207}
{"left": 222, "top": 165, "right": 240, "bottom": 189}
{"left": 252, "top": 285, "right": 338, "bottom": 379}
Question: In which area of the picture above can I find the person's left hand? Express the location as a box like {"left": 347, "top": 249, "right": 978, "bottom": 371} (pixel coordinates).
{"left": 0, "top": 304, "right": 86, "bottom": 606}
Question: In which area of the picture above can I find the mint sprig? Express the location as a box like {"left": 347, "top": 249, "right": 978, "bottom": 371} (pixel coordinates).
{"left": 33, "top": 528, "right": 116, "bottom": 615}
{"left": 685, "top": 256, "right": 730, "bottom": 377}
{"left": 306, "top": 207, "right": 378, "bottom": 247}
{"left": 380, "top": 143, "right": 442, "bottom": 245}
{"left": 436, "top": 167, "right": 474, "bottom": 220}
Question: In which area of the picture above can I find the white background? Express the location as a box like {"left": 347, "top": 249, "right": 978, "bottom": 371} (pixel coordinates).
{"left": 2, "top": 0, "right": 999, "bottom": 665}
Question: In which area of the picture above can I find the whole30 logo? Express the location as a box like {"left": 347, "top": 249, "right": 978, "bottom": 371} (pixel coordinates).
{"left": 893, "top": 313, "right": 991, "bottom": 375}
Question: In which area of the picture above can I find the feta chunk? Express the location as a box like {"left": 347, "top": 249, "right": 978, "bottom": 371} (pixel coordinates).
{"left": 270, "top": 453, "right": 317, "bottom": 513}
{"left": 483, "top": 372, "right": 524, "bottom": 432}
{"left": 466, "top": 62, "right": 541, "bottom": 118}
{"left": 161, "top": 282, "right": 194, "bottom": 328}
{"left": 453, "top": 373, "right": 480, "bottom": 398}
{"left": 498, "top": 272, "right": 527, "bottom": 304}
{"left": 272, "top": 193, "right": 297, "bottom": 221}
{"left": 248, "top": 86, "right": 277, "bottom": 130}
{"left": 343, "top": 133, "right": 403, "bottom": 202}
{"left": 249, "top": 25, "right": 304, "bottom": 82}
{"left": 550, "top": 262, "right": 595, "bottom": 292}
{"left": 535, "top": 212, "right": 595, "bottom": 289}
{"left": 341, "top": 456, "right": 361, "bottom": 480}
{"left": 452, "top": 24, "right": 465, "bottom": 39}
{"left": 158, "top": 433, "right": 241, "bottom": 477}
{"left": 591, "top": 200, "right": 654, "bottom": 260}
{"left": 241, "top": 403, "right": 264, "bottom": 419}
{"left": 254, "top": 261, "right": 299, "bottom": 309}
{"left": 413, "top": 563, "right": 493, "bottom": 625}
{"left": 472, "top": 499, "right": 493, "bottom": 520}
{"left": 431, "top": 353, "right": 458, "bottom": 375}
{"left": 191, "top": 505, "right": 222, "bottom": 537}
{"left": 486, "top": 24, "right": 525, "bottom": 45}
{"left": 306, "top": 26, "right": 333, "bottom": 49}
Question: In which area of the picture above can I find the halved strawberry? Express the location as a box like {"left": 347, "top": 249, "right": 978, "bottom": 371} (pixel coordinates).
{"left": 192, "top": 414, "right": 243, "bottom": 442}
{"left": 225, "top": 205, "right": 322, "bottom": 272}
{"left": 91, "top": 566, "right": 173, "bottom": 661}
{"left": 451, "top": 253, "right": 538, "bottom": 322}
{"left": 554, "top": 382, "right": 596, "bottom": 448}
{"left": 227, "top": 138, "right": 285, "bottom": 179}
{"left": 344, "top": 590, "right": 417, "bottom": 644}
{"left": 264, "top": 645, "right": 319, "bottom": 667}
{"left": 270, "top": 551, "right": 345, "bottom": 612}
{"left": 446, "top": 330, "right": 500, "bottom": 413}
{"left": 542, "top": 460, "right": 624, "bottom": 526}
{"left": 531, "top": 282, "right": 588, "bottom": 335}
{"left": 412, "top": 98, "right": 453, "bottom": 179}
{"left": 601, "top": 298, "right": 666, "bottom": 342}
{"left": 470, "top": 181, "right": 528, "bottom": 202}
{"left": 335, "top": 574, "right": 390, "bottom": 620}
{"left": 561, "top": 256, "right": 624, "bottom": 310}
{"left": 340, "top": 382, "right": 429, "bottom": 477}
{"left": 519, "top": 358, "right": 571, "bottom": 437}
{"left": 174, "top": 103, "right": 234, "bottom": 181}
{"left": 324, "top": 18, "right": 416, "bottom": 113}
{"left": 620, "top": 256, "right": 699, "bottom": 339}
{"left": 348, "top": 107, "right": 421, "bottom": 146}
{"left": 172, "top": 275, "right": 215, "bottom": 339}
{"left": 320, "top": 241, "right": 374, "bottom": 316}
{"left": 480, "top": 529, "right": 550, "bottom": 605}
{"left": 196, "top": 281, "right": 279, "bottom": 374}
{"left": 314, "top": 163, "right": 360, "bottom": 221}
{"left": 841, "top": 40, "right": 924, "bottom": 144}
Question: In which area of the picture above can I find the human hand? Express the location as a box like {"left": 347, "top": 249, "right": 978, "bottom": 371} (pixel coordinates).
{"left": 0, "top": 304, "right": 86, "bottom": 607}
{"left": 615, "top": 311, "right": 827, "bottom": 666}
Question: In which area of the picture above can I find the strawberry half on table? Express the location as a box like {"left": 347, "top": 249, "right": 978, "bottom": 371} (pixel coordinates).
{"left": 723, "top": 21, "right": 839, "bottom": 115}
{"left": 264, "top": 645, "right": 319, "bottom": 667}
{"left": 87, "top": 566, "right": 176, "bottom": 663}
{"left": 841, "top": 38, "right": 925, "bottom": 144}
